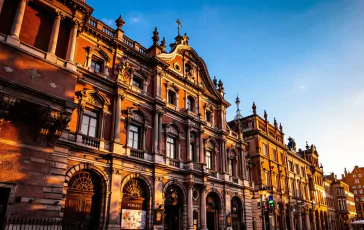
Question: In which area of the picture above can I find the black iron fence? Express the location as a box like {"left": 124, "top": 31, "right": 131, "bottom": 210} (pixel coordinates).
{"left": 2, "top": 217, "right": 87, "bottom": 230}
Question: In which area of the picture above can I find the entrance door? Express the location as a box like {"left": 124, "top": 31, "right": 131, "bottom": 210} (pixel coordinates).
{"left": 207, "top": 211, "right": 216, "bottom": 230}
{"left": 165, "top": 205, "right": 180, "bottom": 230}
{"left": 0, "top": 188, "right": 10, "bottom": 230}
{"left": 231, "top": 213, "right": 240, "bottom": 230}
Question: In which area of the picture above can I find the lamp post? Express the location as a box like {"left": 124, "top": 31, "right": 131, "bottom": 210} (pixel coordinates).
{"left": 259, "top": 186, "right": 267, "bottom": 230}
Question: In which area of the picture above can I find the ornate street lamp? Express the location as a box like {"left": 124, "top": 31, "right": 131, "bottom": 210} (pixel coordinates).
{"left": 259, "top": 186, "right": 267, "bottom": 230}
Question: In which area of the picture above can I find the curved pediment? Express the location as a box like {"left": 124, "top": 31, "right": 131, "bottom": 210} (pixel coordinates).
{"left": 157, "top": 45, "right": 229, "bottom": 106}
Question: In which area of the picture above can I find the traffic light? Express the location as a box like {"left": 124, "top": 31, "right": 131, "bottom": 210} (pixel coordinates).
{"left": 268, "top": 195, "right": 274, "bottom": 208}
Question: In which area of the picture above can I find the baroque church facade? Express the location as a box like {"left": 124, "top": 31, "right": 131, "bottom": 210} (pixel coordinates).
{"left": 0, "top": 0, "right": 253, "bottom": 229}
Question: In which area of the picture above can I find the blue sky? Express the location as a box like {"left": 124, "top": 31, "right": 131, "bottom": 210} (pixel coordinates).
{"left": 88, "top": 0, "right": 364, "bottom": 177}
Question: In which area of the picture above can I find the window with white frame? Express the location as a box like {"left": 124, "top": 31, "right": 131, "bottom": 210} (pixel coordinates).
{"left": 81, "top": 110, "right": 98, "bottom": 138}
{"left": 166, "top": 137, "right": 176, "bottom": 159}
{"left": 128, "top": 124, "right": 140, "bottom": 149}
{"left": 263, "top": 144, "right": 268, "bottom": 156}
{"left": 356, "top": 179, "right": 360, "bottom": 184}
{"left": 206, "top": 150, "right": 212, "bottom": 170}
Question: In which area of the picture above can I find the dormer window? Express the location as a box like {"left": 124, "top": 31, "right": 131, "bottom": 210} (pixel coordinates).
{"left": 168, "top": 90, "right": 176, "bottom": 105}
{"left": 132, "top": 77, "right": 142, "bottom": 89}
{"left": 91, "top": 58, "right": 103, "bottom": 73}
{"left": 185, "top": 64, "right": 192, "bottom": 74}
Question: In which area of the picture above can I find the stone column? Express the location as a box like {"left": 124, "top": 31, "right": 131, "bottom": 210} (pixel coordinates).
{"left": 187, "top": 182, "right": 194, "bottom": 230}
{"left": 317, "top": 214, "right": 322, "bottom": 230}
{"left": 158, "top": 112, "right": 162, "bottom": 152}
{"left": 113, "top": 93, "right": 122, "bottom": 143}
{"left": 305, "top": 211, "right": 311, "bottom": 230}
{"left": 200, "top": 186, "right": 207, "bottom": 230}
{"left": 108, "top": 169, "right": 122, "bottom": 230}
{"left": 66, "top": 19, "right": 79, "bottom": 62}
{"left": 221, "top": 140, "right": 226, "bottom": 173}
{"left": 47, "top": 11, "right": 63, "bottom": 58}
{"left": 187, "top": 125, "right": 191, "bottom": 161}
{"left": 153, "top": 110, "right": 159, "bottom": 153}
{"left": 7, "top": 0, "right": 28, "bottom": 46}
{"left": 10, "top": 0, "right": 28, "bottom": 38}
{"left": 312, "top": 212, "right": 317, "bottom": 230}
{"left": 298, "top": 209, "right": 303, "bottom": 230}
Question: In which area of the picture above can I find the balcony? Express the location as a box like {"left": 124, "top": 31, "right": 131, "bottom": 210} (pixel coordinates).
{"left": 81, "top": 135, "right": 100, "bottom": 148}
{"left": 169, "top": 158, "right": 180, "bottom": 168}
{"left": 193, "top": 162, "right": 203, "bottom": 171}
{"left": 130, "top": 149, "right": 144, "bottom": 159}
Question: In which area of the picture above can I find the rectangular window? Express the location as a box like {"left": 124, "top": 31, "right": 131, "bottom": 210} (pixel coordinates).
{"left": 355, "top": 190, "right": 358, "bottom": 194}
{"left": 265, "top": 171, "right": 270, "bottom": 187}
{"left": 229, "top": 159, "right": 233, "bottom": 176}
{"left": 301, "top": 166, "right": 305, "bottom": 177}
{"left": 263, "top": 144, "right": 268, "bottom": 156}
{"left": 166, "top": 137, "right": 176, "bottom": 159}
{"left": 275, "top": 174, "right": 279, "bottom": 190}
{"left": 273, "top": 150, "right": 277, "bottom": 161}
{"left": 81, "top": 111, "right": 98, "bottom": 137}
{"left": 206, "top": 151, "right": 212, "bottom": 169}
{"left": 128, "top": 124, "right": 140, "bottom": 149}
{"left": 91, "top": 59, "right": 103, "bottom": 73}
{"left": 355, "top": 179, "right": 360, "bottom": 184}
{"left": 190, "top": 143, "right": 195, "bottom": 162}
{"left": 288, "top": 161, "right": 293, "bottom": 172}
{"left": 296, "top": 164, "right": 300, "bottom": 175}
{"left": 206, "top": 111, "right": 211, "bottom": 122}
{"left": 280, "top": 152, "right": 285, "bottom": 165}
{"left": 168, "top": 91, "right": 175, "bottom": 105}
{"left": 360, "top": 190, "right": 363, "bottom": 194}
{"left": 132, "top": 78, "right": 142, "bottom": 89}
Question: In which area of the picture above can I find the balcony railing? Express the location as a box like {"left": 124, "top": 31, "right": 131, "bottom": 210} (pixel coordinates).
{"left": 169, "top": 159, "right": 180, "bottom": 168}
{"left": 210, "top": 171, "right": 218, "bottom": 178}
{"left": 130, "top": 149, "right": 144, "bottom": 159}
{"left": 193, "top": 163, "right": 203, "bottom": 171}
{"left": 81, "top": 135, "right": 100, "bottom": 148}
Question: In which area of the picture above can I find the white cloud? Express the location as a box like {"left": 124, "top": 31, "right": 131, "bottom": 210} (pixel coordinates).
{"left": 130, "top": 16, "right": 141, "bottom": 23}
{"left": 298, "top": 84, "right": 306, "bottom": 91}
{"left": 101, "top": 18, "right": 114, "bottom": 27}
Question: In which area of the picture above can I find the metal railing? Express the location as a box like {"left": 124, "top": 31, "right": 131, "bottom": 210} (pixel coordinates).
{"left": 2, "top": 217, "right": 88, "bottom": 230}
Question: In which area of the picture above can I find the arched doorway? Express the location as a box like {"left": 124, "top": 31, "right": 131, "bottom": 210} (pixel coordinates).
{"left": 64, "top": 170, "right": 103, "bottom": 230}
{"left": 164, "top": 185, "right": 183, "bottom": 230}
{"left": 206, "top": 192, "right": 221, "bottom": 230}
{"left": 121, "top": 178, "right": 149, "bottom": 229}
{"left": 231, "top": 196, "right": 243, "bottom": 230}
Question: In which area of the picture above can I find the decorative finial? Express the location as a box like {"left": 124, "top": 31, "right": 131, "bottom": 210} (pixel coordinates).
{"left": 252, "top": 102, "right": 256, "bottom": 114}
{"left": 234, "top": 95, "right": 243, "bottom": 120}
{"left": 176, "top": 19, "right": 182, "bottom": 36}
{"left": 306, "top": 141, "right": 309, "bottom": 150}
{"left": 152, "top": 27, "right": 159, "bottom": 44}
{"left": 218, "top": 80, "right": 224, "bottom": 92}
{"left": 274, "top": 118, "right": 278, "bottom": 129}
{"left": 264, "top": 110, "right": 268, "bottom": 121}
{"left": 279, "top": 123, "right": 283, "bottom": 132}
{"left": 213, "top": 76, "right": 217, "bottom": 87}
{"left": 115, "top": 15, "right": 125, "bottom": 30}
{"left": 160, "top": 37, "right": 166, "bottom": 52}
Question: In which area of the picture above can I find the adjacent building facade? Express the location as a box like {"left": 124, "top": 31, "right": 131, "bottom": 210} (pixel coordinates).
{"left": 342, "top": 166, "right": 364, "bottom": 221}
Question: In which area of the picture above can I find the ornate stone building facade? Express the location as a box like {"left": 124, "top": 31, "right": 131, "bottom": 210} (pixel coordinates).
{"left": 0, "top": 0, "right": 253, "bottom": 230}
{"left": 229, "top": 107, "right": 343, "bottom": 230}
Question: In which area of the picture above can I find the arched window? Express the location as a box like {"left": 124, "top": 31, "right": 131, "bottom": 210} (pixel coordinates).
{"left": 123, "top": 109, "right": 149, "bottom": 153}
{"left": 187, "top": 96, "right": 195, "bottom": 112}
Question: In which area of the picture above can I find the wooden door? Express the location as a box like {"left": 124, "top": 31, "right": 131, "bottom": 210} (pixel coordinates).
{"left": 164, "top": 205, "right": 180, "bottom": 230}
{"left": 64, "top": 191, "right": 94, "bottom": 229}
{"left": 207, "top": 211, "right": 216, "bottom": 230}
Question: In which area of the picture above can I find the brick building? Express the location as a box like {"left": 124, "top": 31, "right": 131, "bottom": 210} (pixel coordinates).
{"left": 228, "top": 106, "right": 339, "bottom": 230}
{"left": 0, "top": 0, "right": 255, "bottom": 229}
{"left": 342, "top": 166, "right": 364, "bottom": 221}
